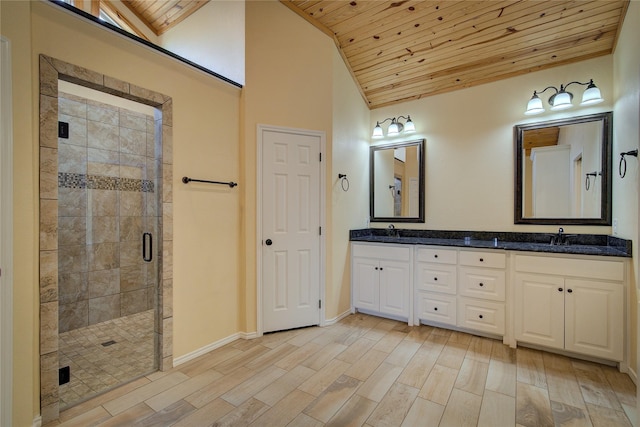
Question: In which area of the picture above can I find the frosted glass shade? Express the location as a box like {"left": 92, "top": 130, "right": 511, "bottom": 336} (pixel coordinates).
{"left": 525, "top": 95, "right": 544, "bottom": 115}
{"left": 581, "top": 85, "right": 603, "bottom": 105}
{"left": 550, "top": 91, "right": 573, "bottom": 110}
{"left": 372, "top": 123, "right": 383, "bottom": 138}
{"left": 404, "top": 118, "right": 416, "bottom": 132}
{"left": 387, "top": 122, "right": 400, "bottom": 136}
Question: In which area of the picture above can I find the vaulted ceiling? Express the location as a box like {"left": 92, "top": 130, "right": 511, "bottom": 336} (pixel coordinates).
{"left": 123, "top": 0, "right": 629, "bottom": 109}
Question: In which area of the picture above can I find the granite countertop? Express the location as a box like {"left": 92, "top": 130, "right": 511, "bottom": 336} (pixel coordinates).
{"left": 349, "top": 229, "right": 632, "bottom": 258}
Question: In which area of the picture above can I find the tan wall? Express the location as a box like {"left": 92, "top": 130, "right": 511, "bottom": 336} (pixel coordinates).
{"left": 242, "top": 1, "right": 335, "bottom": 329}
{"left": 613, "top": 0, "right": 640, "bottom": 381}
{"left": 3, "top": 2, "right": 241, "bottom": 424}
{"left": 330, "top": 46, "right": 372, "bottom": 318}
{"left": 1, "top": 2, "right": 38, "bottom": 426}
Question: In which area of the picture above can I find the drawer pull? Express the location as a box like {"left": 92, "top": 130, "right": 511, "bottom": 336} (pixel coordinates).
{"left": 558, "top": 287, "right": 563, "bottom": 292}
{"left": 479, "top": 283, "right": 484, "bottom": 287}
{"left": 567, "top": 288, "right": 573, "bottom": 293}
{"left": 478, "top": 314, "right": 484, "bottom": 319}
{"left": 479, "top": 258, "right": 484, "bottom": 262}
{"left": 434, "top": 254, "right": 438, "bottom": 258}
{"left": 434, "top": 277, "right": 438, "bottom": 281}
{"left": 434, "top": 307, "right": 438, "bottom": 311}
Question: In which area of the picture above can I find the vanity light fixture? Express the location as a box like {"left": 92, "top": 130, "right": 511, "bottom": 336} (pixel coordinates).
{"left": 372, "top": 115, "right": 415, "bottom": 138}
{"left": 524, "top": 79, "right": 603, "bottom": 115}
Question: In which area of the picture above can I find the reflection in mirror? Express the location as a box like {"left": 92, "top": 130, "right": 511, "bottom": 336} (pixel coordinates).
{"left": 370, "top": 139, "right": 425, "bottom": 223}
{"left": 515, "top": 112, "right": 612, "bottom": 225}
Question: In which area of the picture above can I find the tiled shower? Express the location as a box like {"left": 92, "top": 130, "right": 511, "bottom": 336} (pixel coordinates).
{"left": 56, "top": 88, "right": 159, "bottom": 408}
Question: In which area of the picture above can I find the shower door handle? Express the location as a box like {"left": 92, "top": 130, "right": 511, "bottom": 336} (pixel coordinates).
{"left": 143, "top": 233, "right": 153, "bottom": 262}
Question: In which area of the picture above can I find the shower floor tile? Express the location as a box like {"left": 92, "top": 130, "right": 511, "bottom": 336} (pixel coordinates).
{"left": 58, "top": 309, "right": 156, "bottom": 409}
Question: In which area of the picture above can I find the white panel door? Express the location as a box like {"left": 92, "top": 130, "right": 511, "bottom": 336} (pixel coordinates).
{"left": 515, "top": 273, "right": 564, "bottom": 349}
{"left": 565, "top": 279, "right": 623, "bottom": 361}
{"left": 262, "top": 129, "right": 320, "bottom": 333}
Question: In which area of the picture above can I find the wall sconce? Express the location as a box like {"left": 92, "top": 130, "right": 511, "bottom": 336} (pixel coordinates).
{"left": 372, "top": 115, "right": 415, "bottom": 138}
{"left": 524, "top": 79, "right": 603, "bottom": 115}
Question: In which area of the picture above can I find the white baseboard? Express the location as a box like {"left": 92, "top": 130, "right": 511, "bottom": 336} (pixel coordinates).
{"left": 32, "top": 415, "right": 42, "bottom": 427}
{"left": 173, "top": 331, "right": 256, "bottom": 367}
{"left": 628, "top": 365, "right": 638, "bottom": 385}
{"left": 325, "top": 310, "right": 351, "bottom": 326}
{"left": 239, "top": 331, "right": 258, "bottom": 340}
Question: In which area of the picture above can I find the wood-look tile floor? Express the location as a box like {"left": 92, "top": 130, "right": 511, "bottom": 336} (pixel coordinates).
{"left": 48, "top": 314, "right": 637, "bottom": 427}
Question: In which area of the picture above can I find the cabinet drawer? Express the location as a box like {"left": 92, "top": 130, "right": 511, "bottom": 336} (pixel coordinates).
{"left": 416, "top": 263, "right": 457, "bottom": 294}
{"left": 457, "top": 298, "right": 505, "bottom": 335}
{"left": 352, "top": 243, "right": 411, "bottom": 262}
{"left": 416, "top": 292, "right": 456, "bottom": 326}
{"left": 515, "top": 255, "right": 624, "bottom": 281}
{"left": 459, "top": 250, "right": 506, "bottom": 269}
{"left": 416, "top": 247, "right": 457, "bottom": 264}
{"left": 459, "top": 267, "right": 505, "bottom": 301}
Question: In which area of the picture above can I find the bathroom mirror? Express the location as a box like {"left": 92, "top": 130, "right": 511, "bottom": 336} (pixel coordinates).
{"left": 514, "top": 112, "right": 612, "bottom": 225}
{"left": 370, "top": 139, "right": 425, "bottom": 223}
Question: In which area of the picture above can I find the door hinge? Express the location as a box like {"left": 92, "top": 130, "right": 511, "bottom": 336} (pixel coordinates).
{"left": 319, "top": 152, "right": 322, "bottom": 162}
{"left": 319, "top": 299, "right": 322, "bottom": 309}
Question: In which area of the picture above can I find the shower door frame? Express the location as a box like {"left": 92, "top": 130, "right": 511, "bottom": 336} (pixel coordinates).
{"left": 38, "top": 55, "right": 174, "bottom": 424}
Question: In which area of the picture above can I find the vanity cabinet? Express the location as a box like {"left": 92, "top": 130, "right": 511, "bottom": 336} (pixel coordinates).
{"left": 514, "top": 254, "right": 625, "bottom": 361}
{"left": 352, "top": 243, "right": 412, "bottom": 323}
{"left": 414, "top": 247, "right": 506, "bottom": 336}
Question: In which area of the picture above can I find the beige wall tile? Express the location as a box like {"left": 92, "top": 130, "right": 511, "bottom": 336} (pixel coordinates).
{"left": 40, "top": 302, "right": 59, "bottom": 354}
{"left": 40, "top": 250, "right": 58, "bottom": 303}
{"left": 40, "top": 95, "right": 59, "bottom": 149}
{"left": 40, "top": 56, "right": 58, "bottom": 97}
{"left": 40, "top": 199, "right": 58, "bottom": 250}
{"left": 40, "top": 147, "right": 58, "bottom": 199}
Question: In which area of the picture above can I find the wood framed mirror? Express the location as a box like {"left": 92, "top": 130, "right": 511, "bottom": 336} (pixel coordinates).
{"left": 370, "top": 139, "right": 425, "bottom": 223}
{"left": 514, "top": 112, "right": 612, "bottom": 225}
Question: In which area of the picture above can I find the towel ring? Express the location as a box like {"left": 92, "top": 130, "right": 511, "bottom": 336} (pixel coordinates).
{"left": 619, "top": 150, "right": 638, "bottom": 178}
{"left": 338, "top": 174, "right": 349, "bottom": 192}
{"left": 585, "top": 171, "right": 599, "bottom": 191}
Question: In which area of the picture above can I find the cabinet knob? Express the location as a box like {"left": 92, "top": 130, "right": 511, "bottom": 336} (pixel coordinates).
{"left": 479, "top": 258, "right": 484, "bottom": 262}
{"left": 434, "top": 277, "right": 438, "bottom": 281}
{"left": 375, "top": 267, "right": 379, "bottom": 270}
{"left": 434, "top": 254, "right": 438, "bottom": 258}
{"left": 567, "top": 288, "right": 573, "bottom": 293}
{"left": 434, "top": 307, "right": 438, "bottom": 311}
{"left": 479, "top": 283, "right": 484, "bottom": 287}
{"left": 558, "top": 287, "right": 563, "bottom": 292}
{"left": 380, "top": 267, "right": 383, "bottom": 271}
{"left": 479, "top": 314, "right": 484, "bottom": 319}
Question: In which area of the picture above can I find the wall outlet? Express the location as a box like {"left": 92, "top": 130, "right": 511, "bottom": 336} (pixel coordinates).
{"left": 613, "top": 218, "right": 618, "bottom": 235}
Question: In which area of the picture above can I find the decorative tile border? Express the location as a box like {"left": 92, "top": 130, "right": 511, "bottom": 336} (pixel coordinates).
{"left": 58, "top": 172, "right": 155, "bottom": 192}
{"left": 39, "top": 54, "right": 173, "bottom": 424}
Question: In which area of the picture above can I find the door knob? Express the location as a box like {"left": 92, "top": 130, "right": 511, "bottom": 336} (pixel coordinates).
{"left": 265, "top": 239, "right": 273, "bottom": 246}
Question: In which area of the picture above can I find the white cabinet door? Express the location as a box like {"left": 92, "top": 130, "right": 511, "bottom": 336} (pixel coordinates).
{"left": 565, "top": 279, "right": 624, "bottom": 361}
{"left": 379, "top": 260, "right": 410, "bottom": 318}
{"left": 353, "top": 258, "right": 380, "bottom": 312}
{"left": 515, "top": 274, "right": 564, "bottom": 350}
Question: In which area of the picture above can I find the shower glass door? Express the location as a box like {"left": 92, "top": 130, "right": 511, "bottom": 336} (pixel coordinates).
{"left": 56, "top": 82, "right": 160, "bottom": 408}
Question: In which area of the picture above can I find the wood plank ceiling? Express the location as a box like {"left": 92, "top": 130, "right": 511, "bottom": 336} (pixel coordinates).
{"left": 122, "top": 0, "right": 210, "bottom": 35}
{"left": 281, "top": 0, "right": 629, "bottom": 109}
{"left": 120, "top": 0, "right": 628, "bottom": 109}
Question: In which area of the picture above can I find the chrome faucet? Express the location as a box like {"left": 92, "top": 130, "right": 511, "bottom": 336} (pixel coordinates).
{"left": 387, "top": 224, "right": 399, "bottom": 237}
